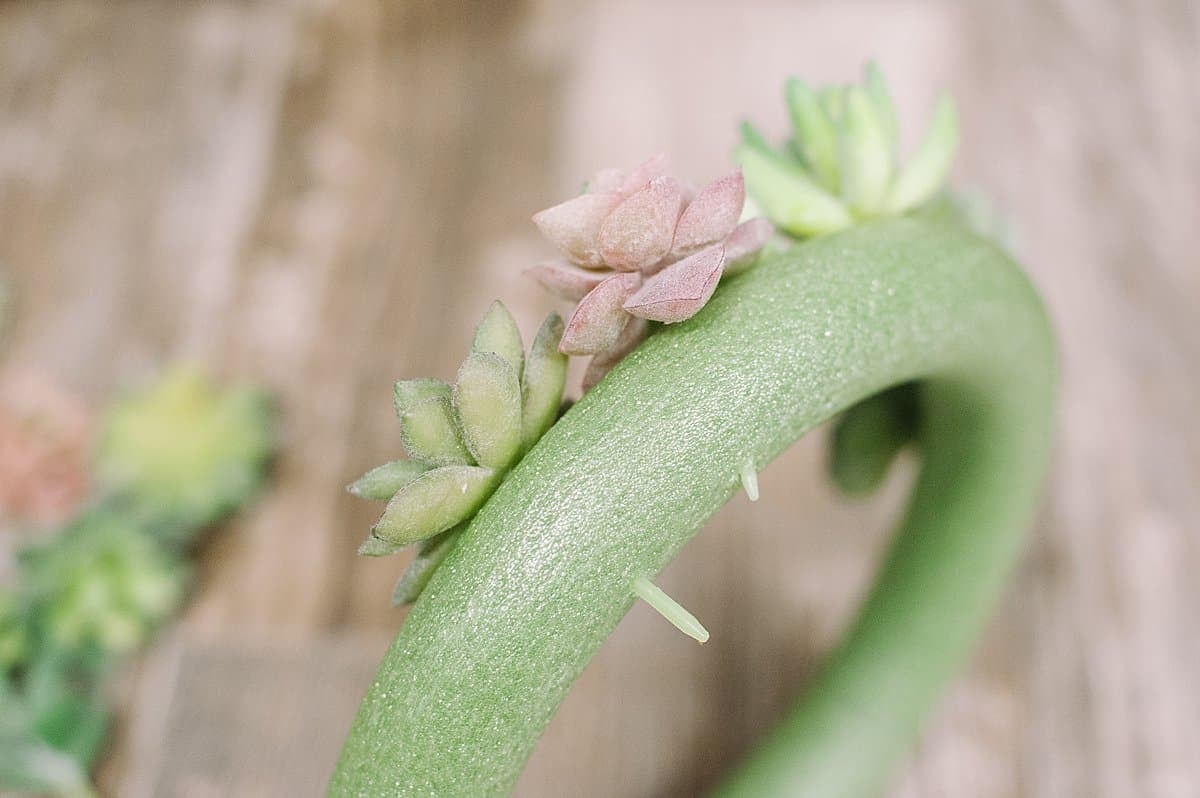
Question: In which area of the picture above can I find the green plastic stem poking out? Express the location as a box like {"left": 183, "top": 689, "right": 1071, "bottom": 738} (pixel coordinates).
{"left": 330, "top": 217, "right": 1056, "bottom": 797}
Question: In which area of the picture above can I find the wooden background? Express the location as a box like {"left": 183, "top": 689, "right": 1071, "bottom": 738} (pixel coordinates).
{"left": 1, "top": 0, "right": 1197, "bottom": 796}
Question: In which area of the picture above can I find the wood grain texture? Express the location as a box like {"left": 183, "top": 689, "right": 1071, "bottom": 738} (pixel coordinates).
{"left": 0, "top": 0, "right": 1195, "bottom": 796}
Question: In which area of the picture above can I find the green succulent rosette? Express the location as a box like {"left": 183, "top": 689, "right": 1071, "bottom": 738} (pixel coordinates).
{"left": 737, "top": 62, "right": 957, "bottom": 238}
{"left": 350, "top": 302, "right": 567, "bottom": 605}
{"left": 19, "top": 510, "right": 187, "bottom": 655}
{"left": 737, "top": 65, "right": 962, "bottom": 495}
{"left": 96, "top": 367, "right": 276, "bottom": 537}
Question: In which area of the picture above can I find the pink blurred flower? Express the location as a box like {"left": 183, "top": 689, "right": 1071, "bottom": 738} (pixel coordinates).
{"left": 528, "top": 155, "right": 772, "bottom": 390}
{"left": 0, "top": 375, "right": 93, "bottom": 531}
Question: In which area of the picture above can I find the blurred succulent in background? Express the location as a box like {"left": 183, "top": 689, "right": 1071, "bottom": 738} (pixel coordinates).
{"left": 0, "top": 364, "right": 277, "bottom": 796}
{"left": 528, "top": 155, "right": 773, "bottom": 390}
{"left": 0, "top": 377, "right": 93, "bottom": 531}
{"left": 97, "top": 367, "right": 275, "bottom": 538}
{"left": 0, "top": 588, "right": 29, "bottom": 674}
{"left": 737, "top": 62, "right": 957, "bottom": 238}
{"left": 20, "top": 511, "right": 186, "bottom": 654}
{"left": 350, "top": 302, "right": 567, "bottom": 605}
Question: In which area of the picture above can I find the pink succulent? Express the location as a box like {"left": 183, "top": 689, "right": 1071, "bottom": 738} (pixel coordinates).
{"left": 528, "top": 155, "right": 773, "bottom": 390}
{"left": 0, "top": 375, "right": 93, "bottom": 531}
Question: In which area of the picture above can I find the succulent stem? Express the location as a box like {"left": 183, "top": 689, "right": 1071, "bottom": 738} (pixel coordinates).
{"left": 631, "top": 576, "right": 710, "bottom": 644}
{"left": 331, "top": 217, "right": 1056, "bottom": 798}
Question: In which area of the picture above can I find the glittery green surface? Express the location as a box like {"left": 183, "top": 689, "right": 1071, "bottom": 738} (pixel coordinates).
{"left": 330, "top": 217, "right": 1056, "bottom": 797}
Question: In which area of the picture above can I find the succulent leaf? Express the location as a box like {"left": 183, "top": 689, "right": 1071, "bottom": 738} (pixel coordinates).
{"left": 398, "top": 394, "right": 474, "bottom": 467}
{"left": 357, "top": 533, "right": 404, "bottom": 557}
{"left": 884, "top": 93, "right": 958, "bottom": 214}
{"left": 738, "top": 121, "right": 778, "bottom": 158}
{"left": 525, "top": 263, "right": 606, "bottom": 302}
{"left": 472, "top": 300, "right": 524, "bottom": 379}
{"left": 521, "top": 314, "right": 568, "bottom": 452}
{"left": 723, "top": 218, "right": 776, "bottom": 272}
{"left": 737, "top": 146, "right": 853, "bottom": 237}
{"left": 623, "top": 244, "right": 726, "bottom": 324}
{"left": 785, "top": 78, "right": 840, "bottom": 189}
{"left": 671, "top": 170, "right": 745, "bottom": 257}
{"left": 453, "top": 352, "right": 523, "bottom": 470}
{"left": 864, "top": 61, "right": 900, "bottom": 163}
{"left": 819, "top": 86, "right": 846, "bottom": 122}
{"left": 393, "top": 378, "right": 451, "bottom": 417}
{"left": 838, "top": 87, "right": 893, "bottom": 215}
{"left": 347, "top": 459, "right": 430, "bottom": 501}
{"left": 559, "top": 272, "right": 640, "bottom": 355}
{"left": 581, "top": 316, "right": 649, "bottom": 393}
{"left": 532, "top": 191, "right": 623, "bottom": 268}
{"left": 390, "top": 526, "right": 463, "bottom": 606}
{"left": 372, "top": 465, "right": 496, "bottom": 547}
{"left": 597, "top": 177, "right": 683, "bottom": 271}
{"left": 617, "top": 153, "right": 669, "bottom": 196}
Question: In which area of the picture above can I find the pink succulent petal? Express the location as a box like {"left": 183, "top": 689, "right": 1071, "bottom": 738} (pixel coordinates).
{"left": 559, "top": 272, "right": 641, "bottom": 355}
{"left": 722, "top": 218, "right": 774, "bottom": 268}
{"left": 588, "top": 167, "right": 626, "bottom": 194}
{"left": 677, "top": 181, "right": 697, "bottom": 206}
{"left": 623, "top": 244, "right": 725, "bottom": 323}
{"left": 618, "top": 153, "right": 668, "bottom": 196}
{"left": 671, "top": 170, "right": 745, "bottom": 257}
{"left": 598, "top": 177, "right": 683, "bottom": 272}
{"left": 524, "top": 263, "right": 607, "bottom": 302}
{"left": 581, "top": 316, "right": 649, "bottom": 392}
{"left": 532, "top": 191, "right": 623, "bottom": 268}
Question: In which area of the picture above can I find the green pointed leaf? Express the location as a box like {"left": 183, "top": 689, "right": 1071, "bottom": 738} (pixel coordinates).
{"left": 347, "top": 459, "right": 430, "bottom": 501}
{"left": 453, "top": 352, "right": 522, "bottom": 470}
{"left": 738, "top": 120, "right": 777, "bottom": 159}
{"left": 399, "top": 394, "right": 473, "bottom": 467}
{"left": 472, "top": 301, "right": 524, "bottom": 379}
{"left": 357, "top": 533, "right": 404, "bottom": 557}
{"left": 785, "top": 78, "right": 840, "bottom": 189}
{"left": 864, "top": 61, "right": 899, "bottom": 163}
{"left": 391, "top": 526, "right": 462, "bottom": 606}
{"left": 393, "top": 378, "right": 450, "bottom": 417}
{"left": 819, "top": 85, "right": 846, "bottom": 122}
{"left": 737, "top": 145, "right": 853, "bottom": 237}
{"left": 838, "top": 87, "right": 892, "bottom": 215}
{"left": 372, "top": 465, "right": 495, "bottom": 546}
{"left": 884, "top": 93, "right": 958, "bottom": 214}
{"left": 521, "top": 314, "right": 568, "bottom": 452}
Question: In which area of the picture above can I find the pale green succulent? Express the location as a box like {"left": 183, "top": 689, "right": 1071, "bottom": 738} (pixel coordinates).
{"left": 350, "top": 302, "right": 568, "bottom": 605}
{"left": 737, "top": 62, "right": 958, "bottom": 238}
{"left": 21, "top": 511, "right": 187, "bottom": 654}
{"left": 96, "top": 368, "right": 275, "bottom": 535}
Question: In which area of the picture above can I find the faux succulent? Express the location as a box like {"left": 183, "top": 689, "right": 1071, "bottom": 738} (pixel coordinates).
{"left": 96, "top": 367, "right": 275, "bottom": 536}
{"left": 334, "top": 67, "right": 1055, "bottom": 798}
{"left": 528, "top": 156, "right": 773, "bottom": 389}
{"left": 350, "top": 302, "right": 567, "bottom": 605}
{"left": 0, "top": 368, "right": 277, "bottom": 797}
{"left": 19, "top": 511, "right": 185, "bottom": 654}
{"left": 738, "top": 62, "right": 957, "bottom": 238}
{"left": 0, "top": 378, "right": 93, "bottom": 530}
